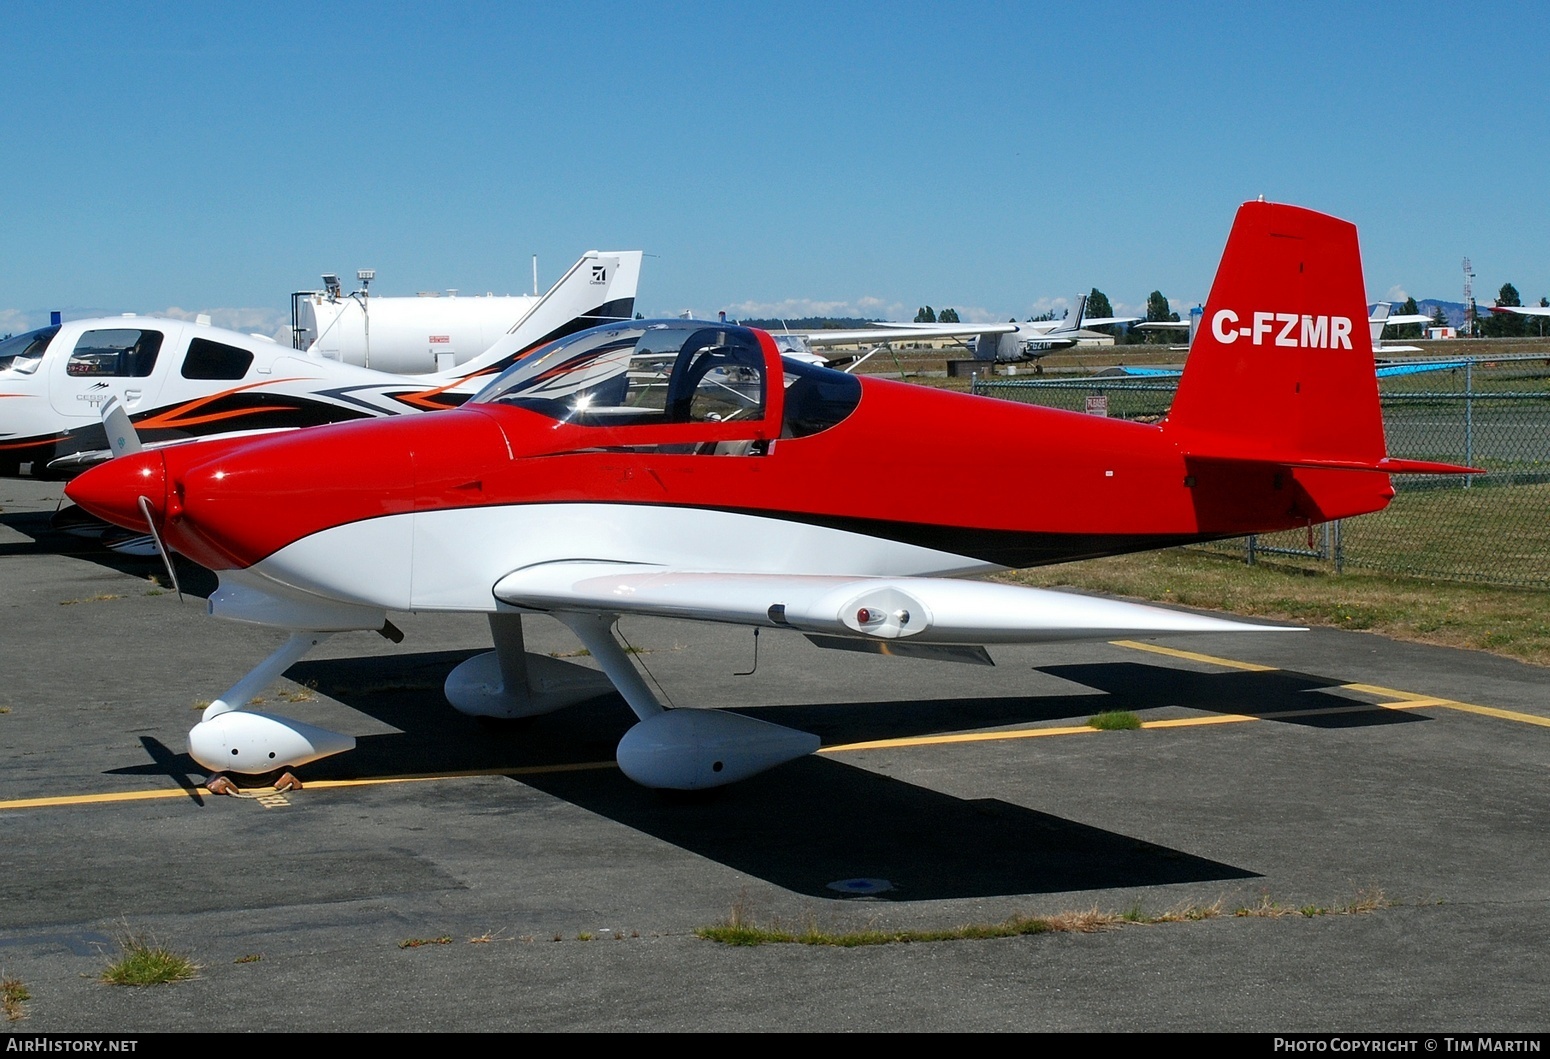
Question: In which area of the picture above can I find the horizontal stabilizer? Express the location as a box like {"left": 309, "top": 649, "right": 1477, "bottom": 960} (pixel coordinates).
{"left": 493, "top": 561, "right": 1297, "bottom": 645}
{"left": 1376, "top": 457, "right": 1483, "bottom": 475}
{"left": 1182, "top": 450, "right": 1481, "bottom": 476}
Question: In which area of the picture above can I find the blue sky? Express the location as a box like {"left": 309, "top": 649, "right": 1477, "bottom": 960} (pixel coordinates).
{"left": 4, "top": 1, "right": 1545, "bottom": 336}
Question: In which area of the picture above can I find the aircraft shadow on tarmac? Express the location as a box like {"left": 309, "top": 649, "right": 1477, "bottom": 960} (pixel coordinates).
{"left": 114, "top": 649, "right": 1276, "bottom": 900}
{"left": 1036, "top": 662, "right": 1430, "bottom": 729}
{"left": 0, "top": 506, "right": 218, "bottom": 596}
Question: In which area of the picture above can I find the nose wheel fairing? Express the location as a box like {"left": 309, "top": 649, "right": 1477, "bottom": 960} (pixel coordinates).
{"left": 187, "top": 632, "right": 357, "bottom": 780}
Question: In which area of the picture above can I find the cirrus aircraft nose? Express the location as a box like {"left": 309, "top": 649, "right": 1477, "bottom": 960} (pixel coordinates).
{"left": 64, "top": 450, "right": 168, "bottom": 532}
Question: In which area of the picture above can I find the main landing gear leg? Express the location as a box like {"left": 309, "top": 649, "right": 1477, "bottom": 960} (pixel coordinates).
{"left": 554, "top": 612, "right": 820, "bottom": 791}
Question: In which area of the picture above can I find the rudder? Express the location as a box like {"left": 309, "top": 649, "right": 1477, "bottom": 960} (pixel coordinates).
{"left": 1164, "top": 202, "right": 1386, "bottom": 468}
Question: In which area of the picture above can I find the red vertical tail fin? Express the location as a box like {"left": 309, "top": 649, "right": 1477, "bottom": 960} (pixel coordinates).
{"left": 1164, "top": 201, "right": 1386, "bottom": 467}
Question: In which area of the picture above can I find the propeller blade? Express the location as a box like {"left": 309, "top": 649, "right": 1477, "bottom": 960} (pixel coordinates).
{"left": 136, "top": 495, "right": 181, "bottom": 600}
{"left": 99, "top": 390, "right": 142, "bottom": 452}
{"left": 101, "top": 396, "right": 143, "bottom": 457}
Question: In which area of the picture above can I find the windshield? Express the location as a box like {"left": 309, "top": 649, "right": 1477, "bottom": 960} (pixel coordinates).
{"left": 474, "top": 320, "right": 767, "bottom": 427}
{"left": 780, "top": 358, "right": 861, "bottom": 437}
{"left": 0, "top": 325, "right": 59, "bottom": 375}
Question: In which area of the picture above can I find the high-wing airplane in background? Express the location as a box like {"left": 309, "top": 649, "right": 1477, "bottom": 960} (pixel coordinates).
{"left": 0, "top": 251, "right": 641, "bottom": 479}
{"left": 66, "top": 201, "right": 1474, "bottom": 796}
{"left": 1365, "top": 302, "right": 1429, "bottom": 353}
{"left": 772, "top": 294, "right": 1141, "bottom": 366}
{"left": 1488, "top": 305, "right": 1550, "bottom": 321}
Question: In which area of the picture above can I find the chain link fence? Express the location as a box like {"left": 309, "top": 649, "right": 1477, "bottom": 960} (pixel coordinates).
{"left": 971, "top": 355, "right": 1550, "bottom": 588}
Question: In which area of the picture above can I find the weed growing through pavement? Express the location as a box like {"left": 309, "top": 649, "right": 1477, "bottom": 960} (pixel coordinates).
{"left": 2, "top": 974, "right": 29, "bottom": 1021}
{"left": 1088, "top": 710, "right": 1142, "bottom": 730}
{"left": 99, "top": 927, "right": 198, "bottom": 986}
{"left": 398, "top": 936, "right": 453, "bottom": 949}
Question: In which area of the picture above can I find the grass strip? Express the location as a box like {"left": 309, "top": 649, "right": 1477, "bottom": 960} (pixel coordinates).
{"left": 699, "top": 889, "right": 1387, "bottom": 947}
{"left": 998, "top": 549, "right": 1550, "bottom": 666}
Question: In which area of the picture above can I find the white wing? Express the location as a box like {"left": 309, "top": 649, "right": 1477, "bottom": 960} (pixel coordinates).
{"left": 492, "top": 561, "right": 1294, "bottom": 644}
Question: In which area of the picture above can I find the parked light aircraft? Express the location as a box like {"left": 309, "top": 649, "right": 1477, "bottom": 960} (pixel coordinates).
{"left": 771, "top": 294, "right": 1141, "bottom": 366}
{"left": 0, "top": 251, "right": 641, "bottom": 479}
{"left": 1365, "top": 302, "right": 1428, "bottom": 353}
{"left": 66, "top": 202, "right": 1474, "bottom": 794}
{"left": 1488, "top": 305, "right": 1550, "bottom": 318}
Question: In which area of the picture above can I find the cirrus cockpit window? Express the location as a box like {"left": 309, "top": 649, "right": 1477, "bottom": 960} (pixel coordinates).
{"left": 66, "top": 329, "right": 164, "bottom": 378}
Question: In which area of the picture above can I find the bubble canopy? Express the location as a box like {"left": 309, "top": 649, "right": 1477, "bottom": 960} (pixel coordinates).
{"left": 472, "top": 319, "right": 861, "bottom": 439}
{"left": 472, "top": 320, "right": 767, "bottom": 425}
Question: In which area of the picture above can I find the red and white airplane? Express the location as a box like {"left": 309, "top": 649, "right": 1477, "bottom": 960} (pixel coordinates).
{"left": 65, "top": 201, "right": 1472, "bottom": 794}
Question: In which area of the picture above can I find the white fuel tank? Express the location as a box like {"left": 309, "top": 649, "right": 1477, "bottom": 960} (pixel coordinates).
{"left": 296, "top": 292, "right": 539, "bottom": 374}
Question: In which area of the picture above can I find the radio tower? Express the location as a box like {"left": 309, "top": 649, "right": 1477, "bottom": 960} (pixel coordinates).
{"left": 1462, "top": 257, "right": 1476, "bottom": 336}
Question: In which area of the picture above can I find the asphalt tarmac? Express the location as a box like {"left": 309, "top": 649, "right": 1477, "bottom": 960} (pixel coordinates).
{"left": 2, "top": 479, "right": 1548, "bottom": 1033}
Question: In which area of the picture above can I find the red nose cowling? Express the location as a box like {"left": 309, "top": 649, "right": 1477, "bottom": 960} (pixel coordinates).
{"left": 64, "top": 450, "right": 167, "bottom": 533}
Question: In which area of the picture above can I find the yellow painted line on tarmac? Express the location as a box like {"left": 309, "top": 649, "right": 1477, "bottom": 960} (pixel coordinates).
{"left": 1109, "top": 639, "right": 1279, "bottom": 671}
{"left": 1112, "top": 642, "right": 1550, "bottom": 728}
{"left": 819, "top": 698, "right": 1438, "bottom": 756}
{"left": 1139, "top": 714, "right": 1257, "bottom": 728}
{"left": 0, "top": 760, "right": 616, "bottom": 813}
{"left": 820, "top": 724, "right": 1097, "bottom": 753}
{"left": 1340, "top": 682, "right": 1550, "bottom": 727}
{"left": 0, "top": 788, "right": 201, "bottom": 810}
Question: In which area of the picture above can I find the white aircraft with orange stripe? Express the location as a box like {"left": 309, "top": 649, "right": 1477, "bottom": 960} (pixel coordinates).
{"left": 0, "top": 251, "right": 641, "bottom": 480}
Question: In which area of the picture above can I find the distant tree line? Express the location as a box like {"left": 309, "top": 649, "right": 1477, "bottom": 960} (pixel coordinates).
{"left": 1083, "top": 288, "right": 1180, "bottom": 345}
